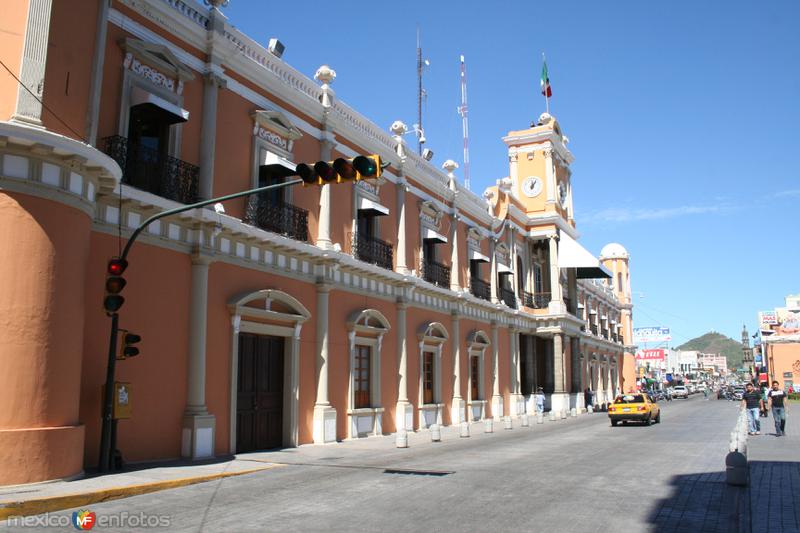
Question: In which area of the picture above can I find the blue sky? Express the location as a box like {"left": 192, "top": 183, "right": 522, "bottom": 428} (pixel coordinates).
{"left": 224, "top": 0, "right": 799, "bottom": 344}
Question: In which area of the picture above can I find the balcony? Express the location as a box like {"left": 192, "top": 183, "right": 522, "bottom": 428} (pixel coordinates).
{"left": 422, "top": 260, "right": 450, "bottom": 288}
{"left": 601, "top": 329, "right": 609, "bottom": 339}
{"left": 102, "top": 135, "right": 199, "bottom": 204}
{"left": 244, "top": 198, "right": 308, "bottom": 242}
{"left": 470, "top": 278, "right": 491, "bottom": 301}
{"left": 500, "top": 287, "right": 517, "bottom": 309}
{"left": 352, "top": 232, "right": 393, "bottom": 270}
{"left": 591, "top": 324, "right": 598, "bottom": 336}
{"left": 523, "top": 291, "right": 550, "bottom": 309}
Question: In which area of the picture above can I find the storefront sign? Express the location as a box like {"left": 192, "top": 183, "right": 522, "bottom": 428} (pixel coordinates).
{"left": 636, "top": 349, "right": 665, "bottom": 361}
{"left": 633, "top": 327, "right": 671, "bottom": 343}
{"left": 759, "top": 310, "right": 779, "bottom": 326}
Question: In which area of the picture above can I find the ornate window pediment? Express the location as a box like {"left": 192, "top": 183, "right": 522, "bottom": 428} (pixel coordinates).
{"left": 419, "top": 200, "right": 445, "bottom": 229}
{"left": 418, "top": 321, "right": 449, "bottom": 343}
{"left": 121, "top": 38, "right": 194, "bottom": 94}
{"left": 252, "top": 109, "right": 303, "bottom": 158}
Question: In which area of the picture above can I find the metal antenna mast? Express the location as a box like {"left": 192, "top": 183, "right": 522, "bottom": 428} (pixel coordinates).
{"left": 458, "top": 55, "right": 471, "bottom": 190}
{"left": 416, "top": 28, "right": 424, "bottom": 155}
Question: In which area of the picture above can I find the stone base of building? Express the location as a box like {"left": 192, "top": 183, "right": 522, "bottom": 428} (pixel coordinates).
{"left": 0, "top": 424, "right": 84, "bottom": 485}
{"left": 313, "top": 405, "right": 337, "bottom": 444}
{"left": 468, "top": 400, "right": 486, "bottom": 421}
{"left": 395, "top": 401, "right": 414, "bottom": 431}
{"left": 509, "top": 393, "right": 525, "bottom": 416}
{"left": 550, "top": 392, "right": 571, "bottom": 417}
{"left": 451, "top": 398, "right": 466, "bottom": 425}
{"left": 491, "top": 395, "right": 504, "bottom": 419}
{"left": 181, "top": 413, "right": 216, "bottom": 460}
{"left": 419, "top": 404, "right": 444, "bottom": 429}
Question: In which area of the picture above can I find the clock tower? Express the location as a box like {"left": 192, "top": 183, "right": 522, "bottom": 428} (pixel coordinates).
{"left": 502, "top": 112, "right": 575, "bottom": 225}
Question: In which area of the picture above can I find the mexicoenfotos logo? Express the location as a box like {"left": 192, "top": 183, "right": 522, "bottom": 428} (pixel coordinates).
{"left": 72, "top": 509, "right": 97, "bottom": 530}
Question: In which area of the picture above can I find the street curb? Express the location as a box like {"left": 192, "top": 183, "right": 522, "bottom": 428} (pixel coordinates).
{"left": 0, "top": 464, "right": 278, "bottom": 521}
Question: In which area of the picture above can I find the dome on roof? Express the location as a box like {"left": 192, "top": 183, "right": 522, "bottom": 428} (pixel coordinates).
{"left": 600, "top": 243, "right": 629, "bottom": 260}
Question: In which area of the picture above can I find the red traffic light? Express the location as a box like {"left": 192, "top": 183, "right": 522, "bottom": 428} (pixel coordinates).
{"left": 108, "top": 258, "right": 128, "bottom": 276}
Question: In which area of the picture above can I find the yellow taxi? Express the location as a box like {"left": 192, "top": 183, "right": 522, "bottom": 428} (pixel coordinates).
{"left": 608, "top": 392, "right": 661, "bottom": 426}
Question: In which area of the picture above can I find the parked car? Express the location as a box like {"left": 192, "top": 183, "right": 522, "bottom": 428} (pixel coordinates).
{"left": 608, "top": 393, "right": 661, "bottom": 426}
{"left": 672, "top": 385, "right": 689, "bottom": 399}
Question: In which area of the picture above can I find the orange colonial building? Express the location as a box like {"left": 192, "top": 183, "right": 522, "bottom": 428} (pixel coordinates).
{"left": 0, "top": 0, "right": 635, "bottom": 485}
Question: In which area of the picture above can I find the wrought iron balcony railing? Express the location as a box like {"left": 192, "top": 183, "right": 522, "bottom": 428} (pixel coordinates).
{"left": 244, "top": 198, "right": 308, "bottom": 242}
{"left": 500, "top": 287, "right": 517, "bottom": 309}
{"left": 591, "top": 324, "right": 599, "bottom": 336}
{"left": 422, "top": 260, "right": 450, "bottom": 288}
{"left": 523, "top": 291, "right": 550, "bottom": 309}
{"left": 601, "top": 329, "right": 609, "bottom": 339}
{"left": 470, "top": 278, "right": 491, "bottom": 301}
{"left": 352, "top": 232, "right": 393, "bottom": 270}
{"left": 102, "top": 135, "right": 199, "bottom": 204}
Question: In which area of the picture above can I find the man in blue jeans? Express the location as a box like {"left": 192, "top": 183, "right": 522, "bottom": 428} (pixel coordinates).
{"left": 741, "top": 382, "right": 764, "bottom": 435}
{"left": 767, "top": 380, "right": 788, "bottom": 436}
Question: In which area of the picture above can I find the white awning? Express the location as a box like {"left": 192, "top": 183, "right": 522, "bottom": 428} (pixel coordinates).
{"left": 131, "top": 86, "right": 189, "bottom": 123}
{"left": 497, "top": 263, "right": 512, "bottom": 274}
{"left": 423, "top": 228, "right": 447, "bottom": 244}
{"left": 358, "top": 197, "right": 389, "bottom": 216}
{"left": 469, "top": 249, "right": 490, "bottom": 263}
{"left": 557, "top": 232, "right": 612, "bottom": 279}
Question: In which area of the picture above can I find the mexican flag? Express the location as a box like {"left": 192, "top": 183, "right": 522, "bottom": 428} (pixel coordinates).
{"left": 540, "top": 61, "right": 552, "bottom": 97}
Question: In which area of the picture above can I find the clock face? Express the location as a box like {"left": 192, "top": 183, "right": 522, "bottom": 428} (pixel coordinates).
{"left": 558, "top": 182, "right": 568, "bottom": 205}
{"left": 522, "top": 176, "right": 543, "bottom": 198}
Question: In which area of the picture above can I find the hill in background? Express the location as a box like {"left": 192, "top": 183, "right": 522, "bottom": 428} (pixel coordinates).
{"left": 677, "top": 331, "right": 744, "bottom": 369}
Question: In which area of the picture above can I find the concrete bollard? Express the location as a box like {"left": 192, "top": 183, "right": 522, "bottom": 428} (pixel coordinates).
{"left": 484, "top": 419, "right": 494, "bottom": 433}
{"left": 587, "top": 405, "right": 594, "bottom": 414}
{"left": 560, "top": 410, "right": 567, "bottom": 419}
{"left": 504, "top": 416, "right": 513, "bottom": 430}
{"left": 537, "top": 413, "right": 545, "bottom": 424}
{"left": 570, "top": 407, "right": 577, "bottom": 417}
{"left": 460, "top": 421, "right": 470, "bottom": 438}
{"left": 430, "top": 424, "right": 441, "bottom": 442}
{"left": 396, "top": 429, "right": 408, "bottom": 448}
{"left": 548, "top": 411, "right": 556, "bottom": 422}
{"left": 521, "top": 414, "right": 530, "bottom": 427}
{"left": 725, "top": 451, "right": 748, "bottom": 486}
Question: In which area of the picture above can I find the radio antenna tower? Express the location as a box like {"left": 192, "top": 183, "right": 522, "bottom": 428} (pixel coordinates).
{"left": 416, "top": 28, "right": 429, "bottom": 156}
{"left": 458, "top": 54, "right": 471, "bottom": 190}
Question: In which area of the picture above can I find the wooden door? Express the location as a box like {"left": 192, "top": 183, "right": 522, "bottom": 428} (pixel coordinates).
{"left": 470, "top": 356, "right": 480, "bottom": 400}
{"left": 354, "top": 345, "right": 371, "bottom": 409}
{"left": 237, "top": 333, "right": 284, "bottom": 452}
{"left": 423, "top": 352, "right": 434, "bottom": 404}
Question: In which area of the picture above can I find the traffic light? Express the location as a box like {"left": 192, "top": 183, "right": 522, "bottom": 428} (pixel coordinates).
{"left": 116, "top": 329, "right": 141, "bottom": 359}
{"left": 104, "top": 258, "right": 128, "bottom": 315}
{"left": 296, "top": 155, "right": 385, "bottom": 186}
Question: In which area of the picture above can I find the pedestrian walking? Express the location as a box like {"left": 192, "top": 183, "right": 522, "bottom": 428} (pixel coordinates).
{"left": 584, "top": 387, "right": 592, "bottom": 411}
{"left": 741, "top": 382, "right": 764, "bottom": 435}
{"left": 767, "top": 380, "right": 788, "bottom": 436}
{"left": 536, "top": 387, "right": 546, "bottom": 414}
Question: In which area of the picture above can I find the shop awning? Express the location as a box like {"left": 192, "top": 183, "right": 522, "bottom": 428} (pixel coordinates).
{"left": 469, "top": 249, "right": 490, "bottom": 263}
{"left": 358, "top": 197, "right": 389, "bottom": 216}
{"left": 557, "top": 232, "right": 612, "bottom": 279}
{"left": 131, "top": 86, "right": 189, "bottom": 123}
{"left": 498, "top": 263, "right": 512, "bottom": 274}
{"left": 423, "top": 228, "right": 447, "bottom": 244}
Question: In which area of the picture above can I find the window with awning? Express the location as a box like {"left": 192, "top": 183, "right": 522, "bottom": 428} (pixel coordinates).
{"left": 557, "top": 232, "right": 612, "bottom": 279}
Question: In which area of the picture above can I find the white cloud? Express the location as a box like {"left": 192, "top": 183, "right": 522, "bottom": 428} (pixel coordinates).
{"left": 773, "top": 189, "right": 800, "bottom": 198}
{"left": 582, "top": 205, "right": 725, "bottom": 224}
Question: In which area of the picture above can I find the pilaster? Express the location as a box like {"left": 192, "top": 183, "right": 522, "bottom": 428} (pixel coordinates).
{"left": 451, "top": 312, "right": 465, "bottom": 424}
{"left": 313, "top": 282, "right": 336, "bottom": 443}
{"left": 11, "top": 0, "right": 54, "bottom": 127}
{"left": 490, "top": 322, "right": 503, "bottom": 418}
{"left": 395, "top": 297, "right": 413, "bottom": 431}
{"left": 548, "top": 233, "right": 565, "bottom": 314}
{"left": 198, "top": 71, "right": 226, "bottom": 201}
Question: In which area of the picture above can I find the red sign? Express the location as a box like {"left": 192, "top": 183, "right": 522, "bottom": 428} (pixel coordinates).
{"left": 759, "top": 373, "right": 768, "bottom": 383}
{"left": 636, "top": 349, "right": 665, "bottom": 361}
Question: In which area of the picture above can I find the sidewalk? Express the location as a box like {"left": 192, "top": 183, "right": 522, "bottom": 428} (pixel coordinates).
{"left": 0, "top": 413, "right": 576, "bottom": 522}
{"left": 0, "top": 458, "right": 279, "bottom": 521}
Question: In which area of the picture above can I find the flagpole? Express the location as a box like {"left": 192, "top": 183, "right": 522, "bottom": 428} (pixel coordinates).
{"left": 542, "top": 52, "right": 550, "bottom": 114}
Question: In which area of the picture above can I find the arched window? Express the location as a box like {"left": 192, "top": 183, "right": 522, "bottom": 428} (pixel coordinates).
{"left": 417, "top": 322, "right": 449, "bottom": 428}
{"left": 346, "top": 309, "right": 391, "bottom": 438}
{"left": 467, "top": 330, "right": 490, "bottom": 421}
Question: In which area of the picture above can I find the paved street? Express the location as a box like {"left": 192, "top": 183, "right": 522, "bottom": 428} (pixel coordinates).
{"left": 5, "top": 396, "right": 798, "bottom": 532}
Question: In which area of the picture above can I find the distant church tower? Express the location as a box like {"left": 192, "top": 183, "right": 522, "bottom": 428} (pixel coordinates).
{"left": 741, "top": 324, "right": 753, "bottom": 368}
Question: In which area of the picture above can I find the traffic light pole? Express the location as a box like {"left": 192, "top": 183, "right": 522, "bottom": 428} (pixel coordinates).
{"left": 98, "top": 174, "right": 303, "bottom": 473}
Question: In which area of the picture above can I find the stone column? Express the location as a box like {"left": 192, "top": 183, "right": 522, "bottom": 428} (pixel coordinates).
{"left": 316, "top": 132, "right": 336, "bottom": 249}
{"left": 451, "top": 312, "right": 464, "bottom": 424}
{"left": 198, "top": 72, "right": 226, "bottom": 201}
{"left": 596, "top": 360, "right": 606, "bottom": 408}
{"left": 182, "top": 254, "right": 215, "bottom": 459}
{"left": 395, "top": 179, "right": 408, "bottom": 274}
{"left": 551, "top": 333, "right": 569, "bottom": 415}
{"left": 313, "top": 283, "right": 336, "bottom": 443}
{"left": 489, "top": 238, "right": 499, "bottom": 303}
{"left": 450, "top": 216, "right": 461, "bottom": 291}
{"left": 509, "top": 328, "right": 524, "bottom": 415}
{"left": 544, "top": 148, "right": 556, "bottom": 204}
{"left": 86, "top": 0, "right": 109, "bottom": 145}
{"left": 490, "top": 322, "right": 503, "bottom": 418}
{"left": 11, "top": 0, "right": 54, "bottom": 126}
{"left": 395, "top": 298, "right": 412, "bottom": 431}
{"left": 548, "top": 234, "right": 565, "bottom": 314}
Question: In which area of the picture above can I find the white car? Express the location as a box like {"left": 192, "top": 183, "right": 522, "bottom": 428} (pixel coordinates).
{"left": 672, "top": 386, "right": 689, "bottom": 399}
